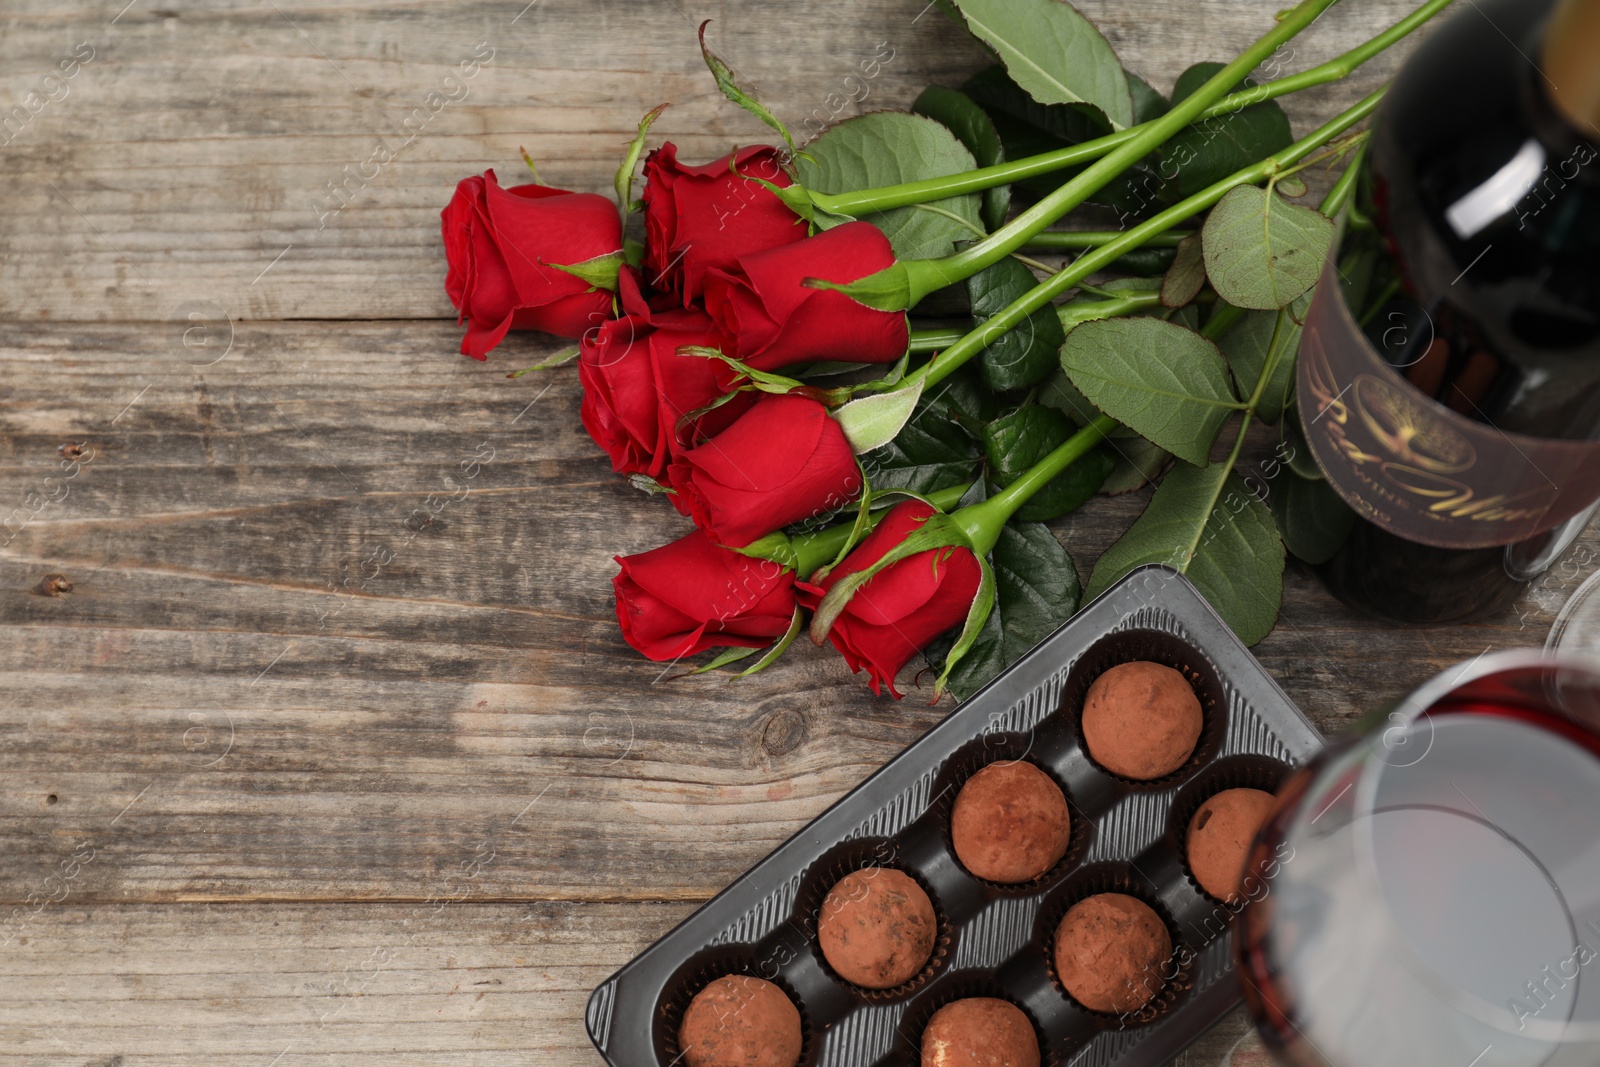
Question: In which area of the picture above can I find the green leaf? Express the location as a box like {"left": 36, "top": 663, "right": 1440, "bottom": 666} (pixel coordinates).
{"left": 934, "top": 556, "right": 997, "bottom": 699}
{"left": 1039, "top": 368, "right": 1171, "bottom": 494}
{"left": 1086, "top": 462, "right": 1283, "bottom": 645}
{"left": 860, "top": 389, "right": 982, "bottom": 496}
{"left": 1280, "top": 405, "right": 1323, "bottom": 481}
{"left": 1270, "top": 469, "right": 1355, "bottom": 565}
{"left": 950, "top": 0, "right": 1132, "bottom": 129}
{"left": 1160, "top": 232, "right": 1206, "bottom": 309}
{"left": 1127, "top": 71, "right": 1169, "bottom": 124}
{"left": 796, "top": 113, "right": 984, "bottom": 261}
{"left": 982, "top": 406, "right": 1114, "bottom": 521}
{"left": 548, "top": 251, "right": 623, "bottom": 291}
{"left": 913, "top": 85, "right": 1010, "bottom": 232}
{"left": 1058, "top": 317, "right": 1239, "bottom": 466}
{"left": 698, "top": 21, "right": 795, "bottom": 156}
{"left": 931, "top": 521, "right": 1083, "bottom": 701}
{"left": 1099, "top": 433, "right": 1170, "bottom": 494}
{"left": 507, "top": 345, "right": 579, "bottom": 377}
{"left": 1109, "top": 246, "right": 1177, "bottom": 276}
{"left": 966, "top": 256, "right": 1064, "bottom": 392}
{"left": 1202, "top": 185, "right": 1334, "bottom": 311}
{"left": 615, "top": 103, "right": 668, "bottom": 215}
{"left": 961, "top": 65, "right": 1153, "bottom": 214}
{"left": 1218, "top": 291, "right": 1311, "bottom": 423}
{"left": 1158, "top": 63, "right": 1293, "bottom": 202}
{"left": 835, "top": 382, "right": 924, "bottom": 454}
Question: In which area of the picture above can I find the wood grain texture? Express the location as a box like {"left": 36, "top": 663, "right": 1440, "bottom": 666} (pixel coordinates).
{"left": 2, "top": 1, "right": 1584, "bottom": 1064}
{"left": 0, "top": 0, "right": 1425, "bottom": 322}
{"left": 0, "top": 902, "right": 1265, "bottom": 1065}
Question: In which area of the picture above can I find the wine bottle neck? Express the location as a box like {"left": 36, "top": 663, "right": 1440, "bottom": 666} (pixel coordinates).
{"left": 1542, "top": 0, "right": 1600, "bottom": 133}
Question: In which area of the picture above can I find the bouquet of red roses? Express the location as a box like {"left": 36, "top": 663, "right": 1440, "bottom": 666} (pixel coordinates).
{"left": 438, "top": 0, "right": 1450, "bottom": 700}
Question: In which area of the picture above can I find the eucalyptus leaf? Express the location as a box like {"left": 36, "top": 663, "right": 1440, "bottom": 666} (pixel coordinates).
{"left": 835, "top": 382, "right": 925, "bottom": 453}
{"left": 1218, "top": 291, "right": 1310, "bottom": 423}
{"left": 1086, "top": 462, "right": 1283, "bottom": 644}
{"left": 914, "top": 85, "right": 1010, "bottom": 232}
{"left": 967, "top": 256, "right": 1064, "bottom": 392}
{"left": 950, "top": 0, "right": 1133, "bottom": 128}
{"left": 929, "top": 521, "right": 1083, "bottom": 701}
{"left": 1270, "top": 469, "right": 1356, "bottom": 565}
{"left": 983, "top": 406, "right": 1114, "bottom": 520}
{"left": 1160, "top": 233, "right": 1206, "bottom": 309}
{"left": 1159, "top": 63, "right": 1293, "bottom": 202}
{"left": 1202, "top": 185, "right": 1334, "bottom": 311}
{"left": 1059, "top": 317, "right": 1239, "bottom": 466}
{"left": 797, "top": 113, "right": 984, "bottom": 261}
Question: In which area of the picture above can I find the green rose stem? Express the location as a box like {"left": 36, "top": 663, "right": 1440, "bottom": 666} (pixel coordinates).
{"left": 824, "top": 0, "right": 1352, "bottom": 312}
{"left": 1023, "top": 230, "right": 1190, "bottom": 251}
{"left": 903, "top": 86, "right": 1384, "bottom": 394}
{"left": 906, "top": 285, "right": 1163, "bottom": 353}
{"left": 808, "top": 0, "right": 1453, "bottom": 218}
{"left": 781, "top": 483, "right": 971, "bottom": 578}
{"left": 953, "top": 415, "right": 1118, "bottom": 556}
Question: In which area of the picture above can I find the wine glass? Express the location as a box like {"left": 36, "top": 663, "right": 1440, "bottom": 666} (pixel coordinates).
{"left": 1236, "top": 651, "right": 1600, "bottom": 1067}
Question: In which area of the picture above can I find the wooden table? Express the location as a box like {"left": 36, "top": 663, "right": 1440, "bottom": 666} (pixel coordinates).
{"left": 0, "top": 1, "right": 1576, "bottom": 1063}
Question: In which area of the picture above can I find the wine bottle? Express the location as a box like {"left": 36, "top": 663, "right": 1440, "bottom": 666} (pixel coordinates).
{"left": 1296, "top": 0, "right": 1600, "bottom": 624}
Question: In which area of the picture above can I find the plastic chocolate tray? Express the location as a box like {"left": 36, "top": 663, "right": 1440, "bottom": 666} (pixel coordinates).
{"left": 586, "top": 565, "right": 1324, "bottom": 1067}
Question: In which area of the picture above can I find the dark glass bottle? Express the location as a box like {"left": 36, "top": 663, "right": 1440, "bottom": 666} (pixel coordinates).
{"left": 1297, "top": 0, "right": 1600, "bottom": 624}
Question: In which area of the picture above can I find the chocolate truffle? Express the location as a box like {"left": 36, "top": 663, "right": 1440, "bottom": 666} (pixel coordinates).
{"left": 951, "top": 761, "right": 1071, "bottom": 884}
{"left": 1053, "top": 893, "right": 1173, "bottom": 1014}
{"left": 817, "top": 867, "right": 937, "bottom": 989}
{"left": 1186, "top": 787, "right": 1277, "bottom": 903}
{"left": 678, "top": 975, "right": 802, "bottom": 1067}
{"left": 1081, "top": 660, "right": 1203, "bottom": 780}
{"left": 921, "top": 997, "right": 1040, "bottom": 1067}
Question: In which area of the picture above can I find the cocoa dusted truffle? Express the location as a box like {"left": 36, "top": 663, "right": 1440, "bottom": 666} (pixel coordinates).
{"left": 951, "top": 761, "right": 1072, "bottom": 884}
{"left": 679, "top": 975, "right": 802, "bottom": 1067}
{"left": 1053, "top": 893, "right": 1173, "bottom": 1014}
{"left": 921, "top": 997, "right": 1040, "bottom": 1067}
{"left": 817, "top": 867, "right": 937, "bottom": 989}
{"left": 1186, "top": 787, "right": 1277, "bottom": 903}
{"left": 1081, "top": 661, "right": 1203, "bottom": 779}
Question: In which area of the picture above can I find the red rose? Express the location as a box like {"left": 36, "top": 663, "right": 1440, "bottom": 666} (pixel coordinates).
{"left": 614, "top": 530, "right": 796, "bottom": 660}
{"left": 798, "top": 501, "right": 982, "bottom": 698}
{"left": 579, "top": 273, "right": 754, "bottom": 477}
{"left": 704, "top": 221, "right": 909, "bottom": 370}
{"left": 642, "top": 143, "right": 807, "bottom": 305}
{"left": 667, "top": 392, "right": 862, "bottom": 548}
{"left": 441, "top": 169, "right": 621, "bottom": 360}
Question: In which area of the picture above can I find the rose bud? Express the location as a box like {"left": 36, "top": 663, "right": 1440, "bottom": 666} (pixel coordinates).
{"left": 704, "top": 221, "right": 909, "bottom": 371}
{"left": 641, "top": 143, "right": 807, "bottom": 305}
{"left": 613, "top": 530, "right": 797, "bottom": 660}
{"left": 441, "top": 169, "right": 621, "bottom": 360}
{"left": 667, "top": 392, "right": 862, "bottom": 548}
{"left": 798, "top": 500, "right": 982, "bottom": 698}
{"left": 579, "top": 303, "right": 754, "bottom": 477}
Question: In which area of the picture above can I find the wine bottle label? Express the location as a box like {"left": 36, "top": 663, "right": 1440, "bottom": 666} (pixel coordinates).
{"left": 1297, "top": 258, "right": 1600, "bottom": 550}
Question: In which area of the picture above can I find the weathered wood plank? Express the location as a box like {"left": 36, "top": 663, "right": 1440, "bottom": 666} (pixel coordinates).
{"left": 0, "top": 0, "right": 1427, "bottom": 322}
{"left": 0, "top": 900, "right": 1259, "bottom": 1066}
{"left": 0, "top": 321, "right": 1571, "bottom": 908}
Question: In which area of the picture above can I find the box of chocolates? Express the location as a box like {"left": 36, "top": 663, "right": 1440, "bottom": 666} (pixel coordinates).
{"left": 586, "top": 565, "right": 1323, "bottom": 1067}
